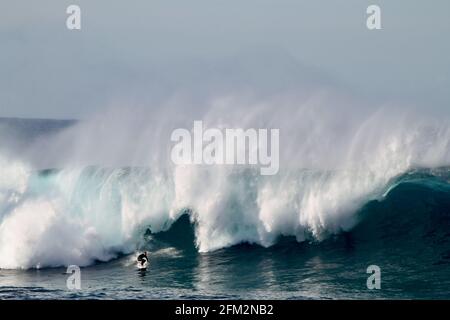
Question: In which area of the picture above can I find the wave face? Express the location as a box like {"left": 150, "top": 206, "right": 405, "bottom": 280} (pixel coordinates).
{"left": 1, "top": 94, "right": 450, "bottom": 269}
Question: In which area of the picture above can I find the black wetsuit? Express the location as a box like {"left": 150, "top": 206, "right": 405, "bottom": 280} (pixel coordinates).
{"left": 137, "top": 253, "right": 148, "bottom": 266}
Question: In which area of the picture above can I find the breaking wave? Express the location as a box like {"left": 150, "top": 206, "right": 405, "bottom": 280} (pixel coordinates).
{"left": 1, "top": 92, "right": 450, "bottom": 269}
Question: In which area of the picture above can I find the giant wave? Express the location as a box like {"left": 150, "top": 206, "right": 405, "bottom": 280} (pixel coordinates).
{"left": 1, "top": 93, "right": 450, "bottom": 269}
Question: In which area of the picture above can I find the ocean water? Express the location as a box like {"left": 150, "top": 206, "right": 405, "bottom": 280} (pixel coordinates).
{"left": 1, "top": 116, "right": 450, "bottom": 299}
{"left": 1, "top": 176, "right": 450, "bottom": 300}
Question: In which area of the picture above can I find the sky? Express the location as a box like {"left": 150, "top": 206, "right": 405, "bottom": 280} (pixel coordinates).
{"left": 1, "top": 0, "right": 449, "bottom": 119}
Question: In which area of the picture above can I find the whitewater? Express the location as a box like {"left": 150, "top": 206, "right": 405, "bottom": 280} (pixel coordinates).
{"left": 1, "top": 92, "right": 450, "bottom": 270}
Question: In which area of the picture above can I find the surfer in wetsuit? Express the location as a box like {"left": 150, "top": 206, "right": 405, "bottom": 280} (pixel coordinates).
{"left": 137, "top": 251, "right": 148, "bottom": 267}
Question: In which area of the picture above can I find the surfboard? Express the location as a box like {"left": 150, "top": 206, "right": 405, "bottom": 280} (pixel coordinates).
{"left": 137, "top": 258, "right": 148, "bottom": 270}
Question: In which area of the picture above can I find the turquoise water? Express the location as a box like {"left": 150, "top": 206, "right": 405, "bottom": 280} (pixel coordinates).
{"left": 2, "top": 176, "right": 450, "bottom": 300}
{"left": 1, "top": 118, "right": 450, "bottom": 300}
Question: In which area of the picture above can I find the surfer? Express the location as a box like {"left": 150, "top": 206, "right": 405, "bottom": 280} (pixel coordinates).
{"left": 137, "top": 251, "right": 148, "bottom": 268}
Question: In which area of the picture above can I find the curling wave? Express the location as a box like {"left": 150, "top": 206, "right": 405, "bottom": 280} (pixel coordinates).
{"left": 1, "top": 94, "right": 450, "bottom": 269}
{"left": 1, "top": 159, "right": 449, "bottom": 269}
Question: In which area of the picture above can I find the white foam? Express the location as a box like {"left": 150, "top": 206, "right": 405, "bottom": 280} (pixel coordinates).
{"left": 1, "top": 94, "right": 450, "bottom": 269}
